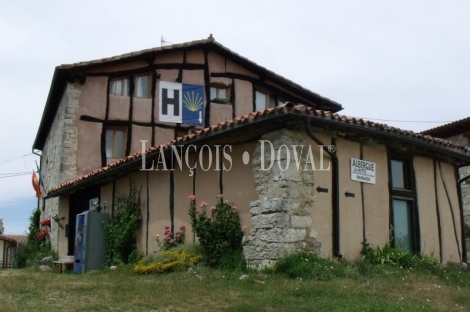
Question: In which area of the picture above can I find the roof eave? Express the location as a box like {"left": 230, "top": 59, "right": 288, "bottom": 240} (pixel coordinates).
{"left": 33, "top": 67, "right": 68, "bottom": 151}
{"left": 46, "top": 108, "right": 470, "bottom": 198}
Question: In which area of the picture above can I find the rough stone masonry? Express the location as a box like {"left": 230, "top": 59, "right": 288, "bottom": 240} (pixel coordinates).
{"left": 243, "top": 129, "right": 320, "bottom": 269}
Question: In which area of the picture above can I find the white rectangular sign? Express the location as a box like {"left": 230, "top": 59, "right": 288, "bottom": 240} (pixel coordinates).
{"left": 350, "top": 158, "right": 376, "bottom": 184}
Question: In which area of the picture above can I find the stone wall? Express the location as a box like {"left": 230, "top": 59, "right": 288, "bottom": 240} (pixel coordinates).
{"left": 40, "top": 82, "right": 82, "bottom": 250}
{"left": 460, "top": 166, "right": 470, "bottom": 225}
{"left": 243, "top": 129, "right": 320, "bottom": 268}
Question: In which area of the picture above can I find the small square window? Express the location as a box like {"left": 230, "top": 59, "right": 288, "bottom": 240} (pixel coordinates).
{"left": 210, "top": 85, "right": 229, "bottom": 104}
{"left": 135, "top": 74, "right": 151, "bottom": 98}
{"left": 391, "top": 159, "right": 411, "bottom": 189}
{"left": 110, "top": 78, "right": 129, "bottom": 96}
{"left": 106, "top": 127, "right": 126, "bottom": 159}
{"left": 255, "top": 90, "right": 275, "bottom": 111}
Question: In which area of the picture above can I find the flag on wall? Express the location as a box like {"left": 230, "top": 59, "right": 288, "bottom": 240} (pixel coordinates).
{"left": 32, "top": 171, "right": 42, "bottom": 198}
{"left": 159, "top": 81, "right": 205, "bottom": 125}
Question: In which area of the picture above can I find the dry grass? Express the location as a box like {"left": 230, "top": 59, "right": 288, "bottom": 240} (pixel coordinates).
{"left": 0, "top": 264, "right": 469, "bottom": 312}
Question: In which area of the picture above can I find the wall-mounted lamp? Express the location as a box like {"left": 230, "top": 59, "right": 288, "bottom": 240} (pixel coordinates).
{"left": 52, "top": 214, "right": 65, "bottom": 229}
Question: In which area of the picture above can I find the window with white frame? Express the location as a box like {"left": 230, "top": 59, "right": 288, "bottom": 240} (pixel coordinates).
{"left": 135, "top": 74, "right": 151, "bottom": 98}
{"left": 210, "top": 85, "right": 229, "bottom": 103}
{"left": 105, "top": 127, "right": 126, "bottom": 159}
{"left": 110, "top": 77, "right": 130, "bottom": 96}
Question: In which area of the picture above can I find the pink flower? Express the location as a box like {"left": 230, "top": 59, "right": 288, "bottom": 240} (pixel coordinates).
{"left": 189, "top": 194, "right": 197, "bottom": 201}
{"left": 180, "top": 225, "right": 185, "bottom": 230}
{"left": 164, "top": 225, "right": 170, "bottom": 230}
{"left": 200, "top": 201, "right": 207, "bottom": 207}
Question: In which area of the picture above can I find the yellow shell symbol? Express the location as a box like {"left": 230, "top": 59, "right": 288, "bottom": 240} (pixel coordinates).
{"left": 184, "top": 91, "right": 203, "bottom": 112}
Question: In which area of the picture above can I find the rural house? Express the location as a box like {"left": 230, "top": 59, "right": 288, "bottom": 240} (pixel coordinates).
{"left": 33, "top": 37, "right": 470, "bottom": 268}
{"left": 421, "top": 117, "right": 470, "bottom": 225}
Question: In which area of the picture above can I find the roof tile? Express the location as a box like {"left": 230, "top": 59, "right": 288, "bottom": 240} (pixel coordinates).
{"left": 48, "top": 104, "right": 470, "bottom": 196}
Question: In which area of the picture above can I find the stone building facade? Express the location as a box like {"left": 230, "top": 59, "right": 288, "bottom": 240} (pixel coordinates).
{"left": 34, "top": 38, "right": 469, "bottom": 266}
{"left": 33, "top": 37, "right": 342, "bottom": 253}
{"left": 45, "top": 105, "right": 470, "bottom": 266}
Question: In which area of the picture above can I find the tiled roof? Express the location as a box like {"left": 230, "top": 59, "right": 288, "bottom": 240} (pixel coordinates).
{"left": 0, "top": 235, "right": 27, "bottom": 245}
{"left": 59, "top": 38, "right": 211, "bottom": 69}
{"left": 421, "top": 117, "right": 470, "bottom": 138}
{"left": 47, "top": 103, "right": 470, "bottom": 197}
{"left": 58, "top": 36, "right": 341, "bottom": 110}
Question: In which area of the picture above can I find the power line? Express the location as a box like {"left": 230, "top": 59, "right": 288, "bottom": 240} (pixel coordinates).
{"left": 0, "top": 172, "right": 31, "bottom": 176}
{"left": 0, "top": 172, "right": 30, "bottom": 179}
{"left": 357, "top": 118, "right": 457, "bottom": 124}
{"left": 0, "top": 153, "right": 34, "bottom": 165}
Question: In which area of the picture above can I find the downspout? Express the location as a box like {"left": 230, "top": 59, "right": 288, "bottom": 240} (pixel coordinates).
{"left": 32, "top": 149, "right": 42, "bottom": 212}
{"left": 304, "top": 121, "right": 341, "bottom": 258}
{"left": 457, "top": 167, "right": 470, "bottom": 264}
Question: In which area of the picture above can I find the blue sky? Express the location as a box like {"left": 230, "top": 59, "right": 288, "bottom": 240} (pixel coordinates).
{"left": 0, "top": 196, "right": 37, "bottom": 235}
{"left": 0, "top": 0, "right": 469, "bottom": 235}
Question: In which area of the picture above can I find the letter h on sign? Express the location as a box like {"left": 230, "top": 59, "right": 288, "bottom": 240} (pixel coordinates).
{"left": 162, "top": 89, "right": 180, "bottom": 116}
{"left": 159, "top": 81, "right": 182, "bottom": 123}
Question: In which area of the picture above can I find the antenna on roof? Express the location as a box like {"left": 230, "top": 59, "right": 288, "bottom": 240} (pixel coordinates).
{"left": 161, "top": 35, "right": 171, "bottom": 47}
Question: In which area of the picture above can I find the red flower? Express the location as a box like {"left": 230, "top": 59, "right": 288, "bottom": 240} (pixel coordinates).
{"left": 36, "top": 232, "right": 45, "bottom": 241}
{"left": 164, "top": 225, "right": 170, "bottom": 230}
{"left": 40, "top": 219, "right": 51, "bottom": 226}
{"left": 43, "top": 229, "right": 50, "bottom": 235}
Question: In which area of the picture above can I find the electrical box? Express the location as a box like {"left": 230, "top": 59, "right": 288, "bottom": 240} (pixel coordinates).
{"left": 74, "top": 210, "right": 110, "bottom": 273}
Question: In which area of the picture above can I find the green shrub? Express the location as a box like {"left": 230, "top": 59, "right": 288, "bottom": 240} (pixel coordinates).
{"left": 270, "top": 251, "right": 350, "bottom": 280}
{"left": 361, "top": 240, "right": 439, "bottom": 272}
{"left": 189, "top": 195, "right": 244, "bottom": 268}
{"left": 15, "top": 208, "right": 57, "bottom": 268}
{"left": 105, "top": 189, "right": 141, "bottom": 265}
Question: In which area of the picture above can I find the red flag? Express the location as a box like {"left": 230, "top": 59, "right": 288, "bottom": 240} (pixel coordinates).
{"left": 32, "top": 171, "right": 42, "bottom": 198}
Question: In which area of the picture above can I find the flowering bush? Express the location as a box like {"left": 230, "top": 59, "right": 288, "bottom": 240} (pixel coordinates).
{"left": 156, "top": 225, "right": 185, "bottom": 251}
{"left": 189, "top": 194, "right": 244, "bottom": 268}
{"left": 36, "top": 219, "right": 51, "bottom": 243}
{"left": 40, "top": 219, "right": 51, "bottom": 227}
{"left": 134, "top": 244, "right": 202, "bottom": 274}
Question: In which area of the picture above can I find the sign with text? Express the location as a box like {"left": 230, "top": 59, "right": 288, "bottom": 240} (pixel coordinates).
{"left": 350, "top": 158, "right": 376, "bottom": 184}
{"left": 159, "top": 81, "right": 205, "bottom": 125}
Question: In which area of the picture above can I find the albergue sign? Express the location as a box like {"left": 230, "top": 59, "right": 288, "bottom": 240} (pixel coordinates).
{"left": 350, "top": 158, "right": 376, "bottom": 184}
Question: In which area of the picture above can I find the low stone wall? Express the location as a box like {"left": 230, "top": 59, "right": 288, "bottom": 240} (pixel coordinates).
{"left": 243, "top": 129, "right": 320, "bottom": 268}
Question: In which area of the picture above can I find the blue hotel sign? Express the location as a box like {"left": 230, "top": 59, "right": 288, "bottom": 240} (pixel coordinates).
{"left": 159, "top": 81, "right": 204, "bottom": 125}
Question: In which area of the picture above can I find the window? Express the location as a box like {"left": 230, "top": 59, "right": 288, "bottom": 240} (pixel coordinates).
{"left": 135, "top": 74, "right": 151, "bottom": 98}
{"left": 390, "top": 158, "right": 417, "bottom": 252}
{"left": 105, "top": 128, "right": 126, "bottom": 159}
{"left": 255, "top": 90, "right": 275, "bottom": 111}
{"left": 110, "top": 78, "right": 129, "bottom": 96}
{"left": 210, "top": 86, "right": 229, "bottom": 103}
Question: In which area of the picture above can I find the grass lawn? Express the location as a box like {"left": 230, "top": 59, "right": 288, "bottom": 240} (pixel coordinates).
{"left": 0, "top": 262, "right": 469, "bottom": 312}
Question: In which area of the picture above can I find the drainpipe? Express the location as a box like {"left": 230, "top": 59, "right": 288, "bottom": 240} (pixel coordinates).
{"left": 304, "top": 121, "right": 341, "bottom": 259}
{"left": 32, "top": 149, "right": 42, "bottom": 212}
{"left": 457, "top": 166, "right": 470, "bottom": 264}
